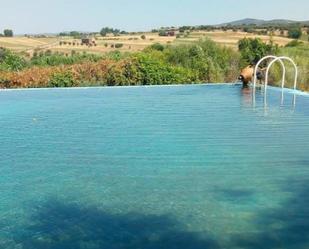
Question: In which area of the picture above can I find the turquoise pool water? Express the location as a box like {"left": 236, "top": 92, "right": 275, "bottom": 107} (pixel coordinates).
{"left": 0, "top": 84, "right": 309, "bottom": 249}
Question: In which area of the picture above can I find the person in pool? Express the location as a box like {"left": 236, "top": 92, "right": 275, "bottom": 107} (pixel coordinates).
{"left": 238, "top": 65, "right": 263, "bottom": 87}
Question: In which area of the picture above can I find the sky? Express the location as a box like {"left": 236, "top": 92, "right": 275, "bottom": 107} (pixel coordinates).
{"left": 0, "top": 0, "right": 308, "bottom": 34}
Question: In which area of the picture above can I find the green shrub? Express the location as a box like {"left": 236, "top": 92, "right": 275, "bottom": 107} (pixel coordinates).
{"left": 164, "top": 38, "right": 239, "bottom": 82}
{"left": 0, "top": 48, "right": 28, "bottom": 71}
{"left": 48, "top": 71, "right": 75, "bottom": 87}
{"left": 134, "top": 53, "right": 194, "bottom": 85}
{"left": 30, "top": 53, "right": 102, "bottom": 67}
{"left": 105, "top": 64, "right": 129, "bottom": 86}
{"left": 121, "top": 59, "right": 144, "bottom": 85}
{"left": 149, "top": 43, "right": 165, "bottom": 51}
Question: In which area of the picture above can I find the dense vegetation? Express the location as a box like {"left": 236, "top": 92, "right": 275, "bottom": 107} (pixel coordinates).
{"left": 0, "top": 37, "right": 308, "bottom": 91}
{"left": 238, "top": 38, "right": 279, "bottom": 66}
{"left": 158, "top": 23, "right": 309, "bottom": 41}
{"left": 237, "top": 38, "right": 309, "bottom": 91}
{"left": 276, "top": 43, "right": 309, "bottom": 91}
{"left": 30, "top": 51, "right": 103, "bottom": 66}
{"left": 0, "top": 39, "right": 239, "bottom": 88}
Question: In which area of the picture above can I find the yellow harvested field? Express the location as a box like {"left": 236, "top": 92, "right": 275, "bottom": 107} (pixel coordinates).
{"left": 176, "top": 31, "right": 294, "bottom": 49}
{"left": 0, "top": 37, "right": 59, "bottom": 52}
{"left": 201, "top": 31, "right": 293, "bottom": 47}
{"left": 0, "top": 31, "right": 297, "bottom": 56}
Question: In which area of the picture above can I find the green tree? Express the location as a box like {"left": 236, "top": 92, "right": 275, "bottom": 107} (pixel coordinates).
{"left": 238, "top": 38, "right": 278, "bottom": 66}
{"left": 113, "top": 29, "right": 120, "bottom": 36}
{"left": 59, "top": 32, "right": 69, "bottom": 36}
{"left": 288, "top": 27, "right": 302, "bottom": 39}
{"left": 141, "top": 35, "right": 146, "bottom": 40}
{"left": 100, "top": 27, "right": 121, "bottom": 37}
{"left": 70, "top": 31, "right": 81, "bottom": 38}
{"left": 3, "top": 29, "right": 13, "bottom": 37}
{"left": 100, "top": 27, "right": 109, "bottom": 37}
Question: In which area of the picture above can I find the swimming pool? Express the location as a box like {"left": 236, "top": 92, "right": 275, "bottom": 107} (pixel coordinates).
{"left": 0, "top": 84, "right": 309, "bottom": 249}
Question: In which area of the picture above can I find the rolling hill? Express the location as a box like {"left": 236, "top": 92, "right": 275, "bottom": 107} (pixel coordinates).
{"left": 218, "top": 18, "right": 309, "bottom": 27}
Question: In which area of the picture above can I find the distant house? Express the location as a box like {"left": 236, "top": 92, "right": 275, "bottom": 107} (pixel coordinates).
{"left": 81, "top": 37, "right": 96, "bottom": 46}
{"left": 167, "top": 30, "right": 176, "bottom": 36}
{"left": 158, "top": 29, "right": 179, "bottom": 37}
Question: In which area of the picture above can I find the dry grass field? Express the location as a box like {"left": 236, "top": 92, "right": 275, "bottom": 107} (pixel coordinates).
{"left": 182, "top": 31, "right": 294, "bottom": 48}
{"left": 0, "top": 31, "right": 296, "bottom": 56}
{"left": 0, "top": 37, "right": 59, "bottom": 52}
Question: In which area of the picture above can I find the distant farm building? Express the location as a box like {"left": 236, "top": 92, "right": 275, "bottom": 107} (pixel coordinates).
{"left": 167, "top": 30, "right": 176, "bottom": 36}
{"left": 159, "top": 29, "right": 179, "bottom": 37}
{"left": 81, "top": 37, "right": 97, "bottom": 46}
{"left": 59, "top": 37, "right": 97, "bottom": 47}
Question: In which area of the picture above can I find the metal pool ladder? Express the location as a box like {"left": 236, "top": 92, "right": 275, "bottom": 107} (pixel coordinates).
{"left": 252, "top": 55, "right": 298, "bottom": 106}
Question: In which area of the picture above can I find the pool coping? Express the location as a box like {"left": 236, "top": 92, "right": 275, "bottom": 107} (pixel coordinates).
{"left": 0, "top": 83, "right": 308, "bottom": 97}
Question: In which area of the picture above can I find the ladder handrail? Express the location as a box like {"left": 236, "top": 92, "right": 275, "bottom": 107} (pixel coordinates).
{"left": 253, "top": 55, "right": 286, "bottom": 89}
{"left": 252, "top": 55, "right": 298, "bottom": 107}
{"left": 264, "top": 56, "right": 298, "bottom": 93}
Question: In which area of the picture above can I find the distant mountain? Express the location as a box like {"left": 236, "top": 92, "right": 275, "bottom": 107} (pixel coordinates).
{"left": 218, "top": 18, "right": 309, "bottom": 27}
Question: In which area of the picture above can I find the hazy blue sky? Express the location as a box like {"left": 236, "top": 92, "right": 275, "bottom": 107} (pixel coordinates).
{"left": 0, "top": 0, "right": 308, "bottom": 34}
